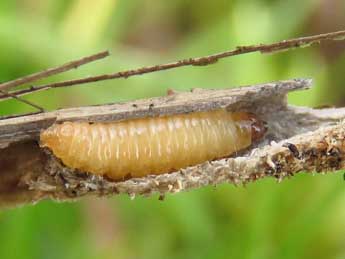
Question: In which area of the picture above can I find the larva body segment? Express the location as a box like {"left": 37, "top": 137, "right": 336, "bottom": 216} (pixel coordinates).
{"left": 40, "top": 110, "right": 265, "bottom": 180}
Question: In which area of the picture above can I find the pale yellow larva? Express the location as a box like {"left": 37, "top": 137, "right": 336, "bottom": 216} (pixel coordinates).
{"left": 40, "top": 110, "right": 265, "bottom": 180}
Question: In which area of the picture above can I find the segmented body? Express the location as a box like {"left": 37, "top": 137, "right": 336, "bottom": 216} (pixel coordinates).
{"left": 40, "top": 110, "right": 264, "bottom": 180}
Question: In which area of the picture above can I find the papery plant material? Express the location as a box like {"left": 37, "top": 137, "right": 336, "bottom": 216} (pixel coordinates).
{"left": 2, "top": 79, "right": 345, "bottom": 208}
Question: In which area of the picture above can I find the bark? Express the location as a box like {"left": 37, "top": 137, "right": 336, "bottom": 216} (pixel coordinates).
{"left": 1, "top": 78, "right": 345, "bottom": 208}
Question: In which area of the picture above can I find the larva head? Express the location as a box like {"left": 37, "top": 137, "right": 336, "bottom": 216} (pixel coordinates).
{"left": 245, "top": 113, "right": 267, "bottom": 142}
{"left": 232, "top": 112, "right": 266, "bottom": 142}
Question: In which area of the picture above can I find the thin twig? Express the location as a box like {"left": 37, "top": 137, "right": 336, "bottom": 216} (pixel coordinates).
{"left": 0, "top": 90, "right": 44, "bottom": 112}
{"left": 0, "top": 50, "right": 110, "bottom": 92}
{"left": 0, "top": 30, "right": 344, "bottom": 101}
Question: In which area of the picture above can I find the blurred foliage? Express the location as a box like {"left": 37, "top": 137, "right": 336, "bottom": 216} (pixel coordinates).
{"left": 0, "top": 0, "right": 345, "bottom": 259}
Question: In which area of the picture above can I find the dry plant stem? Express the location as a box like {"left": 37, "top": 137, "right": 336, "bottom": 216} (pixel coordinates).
{"left": 0, "top": 90, "right": 44, "bottom": 111}
{"left": 1, "top": 30, "right": 345, "bottom": 101}
{"left": 0, "top": 50, "right": 109, "bottom": 93}
{"left": 1, "top": 79, "right": 345, "bottom": 208}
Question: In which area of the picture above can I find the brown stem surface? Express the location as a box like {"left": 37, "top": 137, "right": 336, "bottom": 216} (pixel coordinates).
{"left": 1, "top": 79, "right": 345, "bottom": 208}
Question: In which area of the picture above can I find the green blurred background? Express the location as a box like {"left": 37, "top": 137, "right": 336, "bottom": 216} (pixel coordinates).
{"left": 0, "top": 1, "right": 345, "bottom": 258}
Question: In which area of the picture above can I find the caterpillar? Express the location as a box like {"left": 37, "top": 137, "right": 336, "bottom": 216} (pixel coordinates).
{"left": 40, "top": 110, "right": 266, "bottom": 181}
